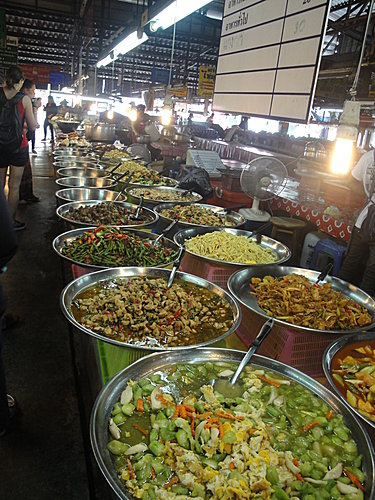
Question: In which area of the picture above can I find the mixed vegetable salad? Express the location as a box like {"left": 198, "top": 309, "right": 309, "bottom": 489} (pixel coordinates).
{"left": 107, "top": 362, "right": 367, "bottom": 499}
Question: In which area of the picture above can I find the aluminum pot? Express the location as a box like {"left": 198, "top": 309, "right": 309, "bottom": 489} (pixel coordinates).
{"left": 174, "top": 227, "right": 291, "bottom": 267}
{"left": 56, "top": 200, "right": 158, "bottom": 229}
{"left": 55, "top": 176, "right": 118, "bottom": 189}
{"left": 126, "top": 186, "right": 202, "bottom": 207}
{"left": 60, "top": 267, "right": 241, "bottom": 350}
{"left": 53, "top": 159, "right": 99, "bottom": 169}
{"left": 228, "top": 265, "right": 375, "bottom": 335}
{"left": 55, "top": 188, "right": 126, "bottom": 205}
{"left": 323, "top": 332, "right": 375, "bottom": 430}
{"left": 90, "top": 348, "right": 375, "bottom": 500}
{"left": 53, "top": 227, "right": 179, "bottom": 270}
{"left": 56, "top": 167, "right": 110, "bottom": 179}
{"left": 85, "top": 123, "right": 116, "bottom": 142}
{"left": 56, "top": 120, "right": 81, "bottom": 133}
{"left": 135, "top": 134, "right": 151, "bottom": 144}
{"left": 155, "top": 202, "right": 245, "bottom": 237}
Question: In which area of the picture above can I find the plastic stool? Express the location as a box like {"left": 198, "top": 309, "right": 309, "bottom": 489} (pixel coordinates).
{"left": 300, "top": 231, "right": 325, "bottom": 268}
{"left": 311, "top": 239, "right": 347, "bottom": 276}
{"left": 270, "top": 216, "right": 307, "bottom": 262}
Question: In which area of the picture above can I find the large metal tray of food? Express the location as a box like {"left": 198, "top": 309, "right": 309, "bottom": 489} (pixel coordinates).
{"left": 56, "top": 167, "right": 109, "bottom": 178}
{"left": 55, "top": 188, "right": 126, "bottom": 205}
{"left": 323, "top": 332, "right": 375, "bottom": 429}
{"left": 55, "top": 177, "right": 118, "bottom": 189}
{"left": 53, "top": 226, "right": 179, "bottom": 270}
{"left": 174, "top": 227, "right": 291, "bottom": 267}
{"left": 56, "top": 200, "right": 158, "bottom": 229}
{"left": 60, "top": 267, "right": 241, "bottom": 350}
{"left": 126, "top": 186, "right": 202, "bottom": 205}
{"left": 155, "top": 203, "right": 245, "bottom": 230}
{"left": 228, "top": 265, "right": 375, "bottom": 334}
{"left": 90, "top": 348, "right": 375, "bottom": 499}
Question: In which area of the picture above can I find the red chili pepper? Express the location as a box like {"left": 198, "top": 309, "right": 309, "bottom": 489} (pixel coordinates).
{"left": 313, "top": 283, "right": 321, "bottom": 288}
{"left": 250, "top": 284, "right": 257, "bottom": 292}
{"left": 174, "top": 307, "right": 182, "bottom": 319}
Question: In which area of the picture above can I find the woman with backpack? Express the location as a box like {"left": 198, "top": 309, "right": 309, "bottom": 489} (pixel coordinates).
{"left": 0, "top": 66, "right": 39, "bottom": 230}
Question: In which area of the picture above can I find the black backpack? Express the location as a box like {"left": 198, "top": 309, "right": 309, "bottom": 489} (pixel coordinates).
{"left": 0, "top": 89, "right": 25, "bottom": 152}
{"left": 177, "top": 165, "right": 213, "bottom": 200}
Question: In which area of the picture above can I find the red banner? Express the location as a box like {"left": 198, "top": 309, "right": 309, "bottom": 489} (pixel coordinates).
{"left": 19, "top": 64, "right": 61, "bottom": 84}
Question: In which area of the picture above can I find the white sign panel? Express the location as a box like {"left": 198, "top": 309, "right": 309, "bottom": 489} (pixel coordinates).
{"left": 213, "top": 0, "right": 331, "bottom": 123}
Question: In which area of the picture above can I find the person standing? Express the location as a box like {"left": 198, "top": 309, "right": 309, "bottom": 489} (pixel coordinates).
{"left": 338, "top": 149, "right": 375, "bottom": 295}
{"left": 0, "top": 181, "right": 18, "bottom": 436}
{"left": 31, "top": 97, "right": 41, "bottom": 155}
{"left": 41, "top": 95, "right": 57, "bottom": 142}
{"left": 0, "top": 66, "right": 39, "bottom": 230}
{"left": 19, "top": 79, "right": 40, "bottom": 204}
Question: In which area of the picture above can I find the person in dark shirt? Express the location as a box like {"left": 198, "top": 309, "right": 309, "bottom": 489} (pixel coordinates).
{"left": 41, "top": 95, "right": 57, "bottom": 142}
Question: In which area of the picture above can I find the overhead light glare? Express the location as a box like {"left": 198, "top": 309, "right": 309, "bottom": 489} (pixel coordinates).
{"left": 150, "top": 0, "right": 213, "bottom": 31}
{"left": 330, "top": 100, "right": 360, "bottom": 176}
{"left": 96, "top": 52, "right": 116, "bottom": 68}
{"left": 114, "top": 31, "right": 149, "bottom": 56}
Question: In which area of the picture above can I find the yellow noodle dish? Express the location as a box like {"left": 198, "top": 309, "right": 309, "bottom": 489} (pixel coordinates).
{"left": 185, "top": 231, "right": 277, "bottom": 265}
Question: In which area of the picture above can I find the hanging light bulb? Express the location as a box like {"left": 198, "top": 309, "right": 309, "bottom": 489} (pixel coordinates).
{"left": 89, "top": 102, "right": 97, "bottom": 114}
{"left": 161, "top": 105, "right": 172, "bottom": 126}
{"left": 330, "top": 101, "right": 360, "bottom": 176}
{"left": 107, "top": 108, "right": 114, "bottom": 120}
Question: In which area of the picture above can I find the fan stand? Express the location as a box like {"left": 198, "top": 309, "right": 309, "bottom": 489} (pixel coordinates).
{"left": 242, "top": 197, "right": 271, "bottom": 222}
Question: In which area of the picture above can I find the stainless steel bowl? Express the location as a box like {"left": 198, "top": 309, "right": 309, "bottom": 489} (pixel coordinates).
{"left": 60, "top": 268, "right": 241, "bottom": 350}
{"left": 53, "top": 150, "right": 97, "bottom": 159}
{"left": 125, "top": 177, "right": 179, "bottom": 189}
{"left": 55, "top": 177, "right": 118, "bottom": 189}
{"left": 228, "top": 265, "right": 375, "bottom": 334}
{"left": 155, "top": 203, "right": 246, "bottom": 231}
{"left": 53, "top": 227, "right": 179, "bottom": 270}
{"left": 56, "top": 200, "right": 158, "bottom": 228}
{"left": 53, "top": 154, "right": 99, "bottom": 163}
{"left": 56, "top": 167, "right": 110, "bottom": 179}
{"left": 90, "top": 348, "right": 375, "bottom": 500}
{"left": 126, "top": 186, "right": 202, "bottom": 206}
{"left": 53, "top": 160, "right": 99, "bottom": 169}
{"left": 55, "top": 188, "right": 126, "bottom": 204}
{"left": 323, "top": 332, "right": 375, "bottom": 429}
{"left": 56, "top": 120, "right": 81, "bottom": 133}
{"left": 174, "top": 227, "right": 290, "bottom": 267}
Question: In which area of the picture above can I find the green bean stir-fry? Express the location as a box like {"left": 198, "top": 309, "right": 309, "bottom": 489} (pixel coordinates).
{"left": 107, "top": 362, "right": 366, "bottom": 499}
{"left": 61, "top": 226, "right": 177, "bottom": 267}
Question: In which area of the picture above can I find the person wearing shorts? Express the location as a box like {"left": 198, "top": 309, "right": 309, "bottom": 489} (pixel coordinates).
{"left": 0, "top": 67, "right": 39, "bottom": 230}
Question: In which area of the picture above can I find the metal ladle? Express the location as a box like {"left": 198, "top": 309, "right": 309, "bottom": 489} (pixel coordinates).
{"left": 152, "top": 220, "right": 178, "bottom": 246}
{"left": 167, "top": 247, "right": 185, "bottom": 288}
{"left": 212, "top": 318, "right": 274, "bottom": 397}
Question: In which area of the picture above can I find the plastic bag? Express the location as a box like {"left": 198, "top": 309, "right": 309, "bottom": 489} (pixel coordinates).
{"left": 177, "top": 165, "right": 213, "bottom": 199}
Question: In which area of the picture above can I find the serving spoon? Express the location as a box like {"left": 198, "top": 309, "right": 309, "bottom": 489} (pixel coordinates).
{"left": 167, "top": 247, "right": 185, "bottom": 288}
{"left": 212, "top": 318, "right": 275, "bottom": 398}
{"left": 134, "top": 195, "right": 144, "bottom": 219}
{"left": 152, "top": 220, "right": 178, "bottom": 246}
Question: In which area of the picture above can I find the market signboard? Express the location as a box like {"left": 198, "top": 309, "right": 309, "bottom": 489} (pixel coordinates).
{"left": 213, "top": 0, "right": 331, "bottom": 123}
{"left": 197, "top": 65, "right": 216, "bottom": 97}
{"left": 0, "top": 35, "right": 18, "bottom": 67}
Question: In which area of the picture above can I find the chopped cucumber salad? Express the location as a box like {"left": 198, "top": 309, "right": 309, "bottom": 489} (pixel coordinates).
{"left": 107, "top": 362, "right": 367, "bottom": 499}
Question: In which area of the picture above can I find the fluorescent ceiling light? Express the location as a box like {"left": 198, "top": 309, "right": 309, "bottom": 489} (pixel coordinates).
{"left": 96, "top": 52, "right": 116, "bottom": 68}
{"left": 97, "top": 31, "right": 148, "bottom": 68}
{"left": 150, "top": 0, "right": 213, "bottom": 31}
{"left": 114, "top": 31, "right": 149, "bottom": 56}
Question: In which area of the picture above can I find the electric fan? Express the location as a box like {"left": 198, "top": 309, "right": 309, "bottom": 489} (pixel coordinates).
{"left": 240, "top": 156, "right": 288, "bottom": 221}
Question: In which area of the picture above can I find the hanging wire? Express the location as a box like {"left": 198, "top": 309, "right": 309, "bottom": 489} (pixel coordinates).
{"left": 168, "top": 16, "right": 177, "bottom": 87}
{"left": 349, "top": 0, "right": 375, "bottom": 98}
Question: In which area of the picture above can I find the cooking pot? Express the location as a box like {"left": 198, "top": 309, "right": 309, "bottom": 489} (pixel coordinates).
{"left": 135, "top": 134, "right": 151, "bottom": 144}
{"left": 85, "top": 123, "right": 116, "bottom": 143}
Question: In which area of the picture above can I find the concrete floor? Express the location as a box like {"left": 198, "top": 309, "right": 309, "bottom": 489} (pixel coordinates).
{"left": 0, "top": 142, "right": 107, "bottom": 499}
